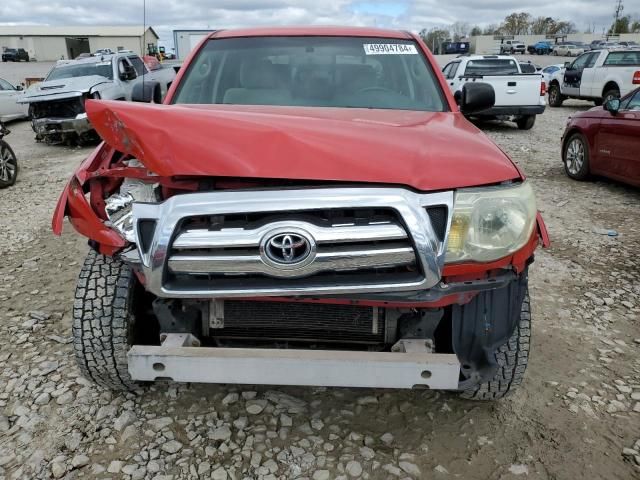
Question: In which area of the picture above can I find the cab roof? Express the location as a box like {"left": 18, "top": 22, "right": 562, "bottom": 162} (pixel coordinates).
{"left": 211, "top": 26, "right": 413, "bottom": 40}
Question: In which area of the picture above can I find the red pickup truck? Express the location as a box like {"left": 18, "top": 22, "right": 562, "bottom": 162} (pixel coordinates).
{"left": 53, "top": 27, "right": 549, "bottom": 400}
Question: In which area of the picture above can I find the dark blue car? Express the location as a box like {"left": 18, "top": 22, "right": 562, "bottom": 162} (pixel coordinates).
{"left": 442, "top": 41, "right": 470, "bottom": 54}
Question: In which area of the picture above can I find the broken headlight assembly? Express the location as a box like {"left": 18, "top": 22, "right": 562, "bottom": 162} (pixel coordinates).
{"left": 445, "top": 181, "right": 537, "bottom": 263}
{"left": 105, "top": 178, "right": 158, "bottom": 242}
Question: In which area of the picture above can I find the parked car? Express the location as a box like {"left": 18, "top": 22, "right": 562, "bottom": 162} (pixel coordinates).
{"left": 540, "top": 64, "right": 565, "bottom": 89}
{"left": 618, "top": 41, "right": 639, "bottom": 49}
{"left": 52, "top": 27, "right": 549, "bottom": 399}
{"left": 0, "top": 77, "right": 29, "bottom": 122}
{"left": 529, "top": 41, "right": 553, "bottom": 55}
{"left": 500, "top": 40, "right": 526, "bottom": 54}
{"left": 548, "top": 49, "right": 640, "bottom": 107}
{"left": 2, "top": 48, "right": 29, "bottom": 62}
{"left": 554, "top": 44, "right": 585, "bottom": 57}
{"left": 0, "top": 122, "right": 18, "bottom": 188}
{"left": 442, "top": 41, "right": 470, "bottom": 54}
{"left": 443, "top": 54, "right": 546, "bottom": 129}
{"left": 562, "top": 87, "right": 640, "bottom": 187}
{"left": 94, "top": 48, "right": 115, "bottom": 55}
{"left": 590, "top": 40, "right": 605, "bottom": 50}
{"left": 19, "top": 52, "right": 175, "bottom": 144}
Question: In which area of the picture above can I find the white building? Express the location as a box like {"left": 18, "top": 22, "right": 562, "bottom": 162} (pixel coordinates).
{"left": 0, "top": 26, "right": 159, "bottom": 61}
{"left": 173, "top": 30, "right": 215, "bottom": 60}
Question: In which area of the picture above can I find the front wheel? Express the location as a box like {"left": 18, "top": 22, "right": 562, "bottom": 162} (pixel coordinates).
{"left": 548, "top": 84, "right": 564, "bottom": 107}
{"left": 460, "top": 290, "right": 531, "bottom": 400}
{"left": 0, "top": 140, "right": 18, "bottom": 188}
{"left": 516, "top": 115, "right": 536, "bottom": 130}
{"left": 563, "top": 133, "right": 590, "bottom": 180}
{"left": 73, "top": 251, "right": 143, "bottom": 391}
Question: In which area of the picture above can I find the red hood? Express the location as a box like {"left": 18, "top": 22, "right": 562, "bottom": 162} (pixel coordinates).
{"left": 85, "top": 100, "right": 521, "bottom": 191}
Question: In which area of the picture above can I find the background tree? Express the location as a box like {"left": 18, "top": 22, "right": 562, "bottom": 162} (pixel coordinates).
{"left": 501, "top": 12, "right": 532, "bottom": 35}
{"left": 529, "top": 16, "right": 556, "bottom": 35}
{"left": 483, "top": 24, "right": 500, "bottom": 35}
{"left": 419, "top": 28, "right": 451, "bottom": 53}
{"left": 551, "top": 21, "right": 577, "bottom": 34}
{"left": 610, "top": 15, "right": 631, "bottom": 34}
{"left": 632, "top": 20, "right": 640, "bottom": 32}
{"left": 470, "top": 25, "right": 482, "bottom": 36}
{"left": 450, "top": 21, "right": 470, "bottom": 41}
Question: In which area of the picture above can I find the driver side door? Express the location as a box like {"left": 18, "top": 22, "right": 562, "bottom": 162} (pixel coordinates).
{"left": 563, "top": 53, "right": 596, "bottom": 97}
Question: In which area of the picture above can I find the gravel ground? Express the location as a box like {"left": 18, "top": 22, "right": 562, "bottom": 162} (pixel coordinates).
{"left": 0, "top": 59, "right": 639, "bottom": 480}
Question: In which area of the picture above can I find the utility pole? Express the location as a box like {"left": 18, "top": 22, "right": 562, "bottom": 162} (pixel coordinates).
{"left": 613, "top": 0, "right": 624, "bottom": 34}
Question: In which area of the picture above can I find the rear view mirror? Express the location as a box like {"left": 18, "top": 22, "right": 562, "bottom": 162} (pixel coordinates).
{"left": 458, "top": 82, "right": 495, "bottom": 115}
{"left": 132, "top": 81, "right": 161, "bottom": 103}
{"left": 604, "top": 98, "right": 621, "bottom": 114}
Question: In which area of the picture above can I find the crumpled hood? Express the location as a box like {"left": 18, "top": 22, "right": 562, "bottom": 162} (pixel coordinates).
{"left": 85, "top": 100, "right": 522, "bottom": 191}
{"left": 21, "top": 76, "right": 110, "bottom": 103}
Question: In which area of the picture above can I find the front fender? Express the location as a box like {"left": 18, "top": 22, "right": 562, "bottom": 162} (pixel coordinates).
{"left": 51, "top": 142, "right": 126, "bottom": 254}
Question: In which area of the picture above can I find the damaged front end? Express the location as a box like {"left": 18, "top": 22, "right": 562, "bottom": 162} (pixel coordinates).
{"left": 54, "top": 99, "right": 549, "bottom": 392}
{"left": 29, "top": 95, "right": 95, "bottom": 144}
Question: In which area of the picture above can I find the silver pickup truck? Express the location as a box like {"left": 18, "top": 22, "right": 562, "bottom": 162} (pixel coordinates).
{"left": 20, "top": 53, "right": 176, "bottom": 144}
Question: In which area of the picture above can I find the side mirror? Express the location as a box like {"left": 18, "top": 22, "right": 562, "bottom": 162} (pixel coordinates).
{"left": 15, "top": 85, "right": 23, "bottom": 91}
{"left": 604, "top": 98, "right": 621, "bottom": 114}
{"left": 564, "top": 62, "right": 572, "bottom": 69}
{"left": 120, "top": 64, "right": 136, "bottom": 81}
{"left": 132, "top": 81, "right": 161, "bottom": 103}
{"left": 458, "top": 82, "right": 495, "bottom": 115}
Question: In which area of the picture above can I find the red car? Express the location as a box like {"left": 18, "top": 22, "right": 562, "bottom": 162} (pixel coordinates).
{"left": 562, "top": 87, "right": 640, "bottom": 187}
{"left": 53, "top": 27, "right": 549, "bottom": 400}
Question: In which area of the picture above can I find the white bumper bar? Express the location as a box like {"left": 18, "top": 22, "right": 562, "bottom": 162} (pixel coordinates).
{"left": 128, "top": 341, "right": 460, "bottom": 390}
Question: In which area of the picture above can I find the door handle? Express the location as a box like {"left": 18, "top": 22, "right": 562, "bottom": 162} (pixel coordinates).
{"left": 507, "top": 90, "right": 517, "bottom": 94}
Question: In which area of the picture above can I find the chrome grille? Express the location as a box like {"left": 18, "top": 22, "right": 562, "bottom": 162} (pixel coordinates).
{"left": 167, "top": 216, "right": 416, "bottom": 279}
{"left": 131, "top": 187, "right": 454, "bottom": 298}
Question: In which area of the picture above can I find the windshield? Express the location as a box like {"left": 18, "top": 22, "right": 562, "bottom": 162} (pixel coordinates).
{"left": 46, "top": 61, "right": 113, "bottom": 81}
{"left": 172, "top": 36, "right": 446, "bottom": 112}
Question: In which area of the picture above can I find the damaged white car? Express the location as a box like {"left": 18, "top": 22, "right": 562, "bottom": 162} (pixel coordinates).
{"left": 19, "top": 53, "right": 175, "bottom": 144}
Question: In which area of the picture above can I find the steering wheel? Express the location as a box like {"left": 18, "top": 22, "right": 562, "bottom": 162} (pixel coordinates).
{"left": 356, "top": 86, "right": 395, "bottom": 94}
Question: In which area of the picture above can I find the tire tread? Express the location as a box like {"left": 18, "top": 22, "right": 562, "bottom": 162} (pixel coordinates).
{"left": 459, "top": 291, "right": 531, "bottom": 400}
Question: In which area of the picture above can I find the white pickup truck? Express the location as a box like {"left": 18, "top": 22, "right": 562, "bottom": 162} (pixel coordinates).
{"left": 442, "top": 55, "right": 546, "bottom": 130}
{"left": 19, "top": 53, "right": 175, "bottom": 144}
{"left": 547, "top": 49, "right": 640, "bottom": 107}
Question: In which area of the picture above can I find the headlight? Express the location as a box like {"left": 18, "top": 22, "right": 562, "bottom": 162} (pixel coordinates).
{"left": 105, "top": 178, "right": 157, "bottom": 242}
{"left": 445, "top": 182, "right": 536, "bottom": 263}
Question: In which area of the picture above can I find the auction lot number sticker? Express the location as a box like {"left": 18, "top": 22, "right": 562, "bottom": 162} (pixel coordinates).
{"left": 363, "top": 44, "right": 418, "bottom": 55}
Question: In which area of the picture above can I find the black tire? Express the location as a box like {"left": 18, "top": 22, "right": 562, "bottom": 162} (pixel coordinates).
{"left": 516, "top": 115, "right": 536, "bottom": 130}
{"left": 0, "top": 140, "right": 18, "bottom": 188}
{"left": 602, "top": 88, "right": 620, "bottom": 105}
{"left": 548, "top": 84, "right": 564, "bottom": 107}
{"left": 460, "top": 290, "right": 531, "bottom": 400}
{"left": 562, "top": 132, "right": 590, "bottom": 180}
{"left": 73, "top": 250, "right": 140, "bottom": 391}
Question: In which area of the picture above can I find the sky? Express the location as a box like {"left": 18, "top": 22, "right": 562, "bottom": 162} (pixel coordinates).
{"left": 0, "top": 0, "right": 635, "bottom": 48}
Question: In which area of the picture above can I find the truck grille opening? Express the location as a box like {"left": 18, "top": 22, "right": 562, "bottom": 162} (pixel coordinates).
{"left": 211, "top": 300, "right": 386, "bottom": 345}
{"left": 29, "top": 97, "right": 84, "bottom": 119}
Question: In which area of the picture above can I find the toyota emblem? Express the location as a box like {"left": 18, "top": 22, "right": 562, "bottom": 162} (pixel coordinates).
{"left": 260, "top": 229, "right": 316, "bottom": 268}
